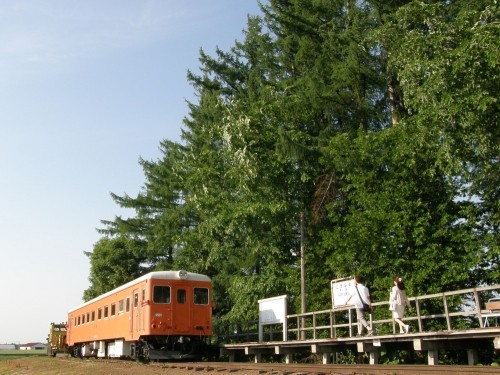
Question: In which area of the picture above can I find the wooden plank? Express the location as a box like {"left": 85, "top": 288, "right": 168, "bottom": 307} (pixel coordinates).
{"left": 485, "top": 301, "right": 500, "bottom": 311}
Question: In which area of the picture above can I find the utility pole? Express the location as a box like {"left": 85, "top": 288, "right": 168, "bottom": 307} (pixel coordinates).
{"left": 300, "top": 211, "right": 306, "bottom": 340}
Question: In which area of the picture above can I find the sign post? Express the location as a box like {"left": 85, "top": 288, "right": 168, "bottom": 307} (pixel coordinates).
{"left": 258, "top": 295, "right": 287, "bottom": 342}
{"left": 331, "top": 277, "right": 353, "bottom": 308}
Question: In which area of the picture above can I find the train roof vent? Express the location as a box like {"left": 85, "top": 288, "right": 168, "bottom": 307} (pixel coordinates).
{"left": 178, "top": 270, "right": 188, "bottom": 280}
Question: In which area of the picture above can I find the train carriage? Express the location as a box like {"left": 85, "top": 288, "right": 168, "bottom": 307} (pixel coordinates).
{"left": 67, "top": 270, "right": 213, "bottom": 360}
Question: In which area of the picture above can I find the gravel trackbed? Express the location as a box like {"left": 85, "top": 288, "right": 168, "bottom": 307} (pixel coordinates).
{"left": 0, "top": 356, "right": 247, "bottom": 375}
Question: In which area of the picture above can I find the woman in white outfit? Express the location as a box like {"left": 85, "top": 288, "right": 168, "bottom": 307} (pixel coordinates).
{"left": 390, "top": 276, "right": 411, "bottom": 333}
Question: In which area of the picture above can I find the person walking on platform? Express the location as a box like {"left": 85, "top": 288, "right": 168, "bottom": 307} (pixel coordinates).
{"left": 389, "top": 276, "right": 411, "bottom": 333}
{"left": 344, "top": 275, "right": 373, "bottom": 336}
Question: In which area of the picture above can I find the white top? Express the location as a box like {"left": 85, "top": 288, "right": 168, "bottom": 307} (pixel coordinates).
{"left": 390, "top": 286, "right": 410, "bottom": 307}
{"left": 346, "top": 282, "right": 371, "bottom": 309}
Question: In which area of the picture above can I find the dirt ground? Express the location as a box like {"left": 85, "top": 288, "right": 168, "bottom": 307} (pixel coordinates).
{"left": 0, "top": 356, "right": 254, "bottom": 375}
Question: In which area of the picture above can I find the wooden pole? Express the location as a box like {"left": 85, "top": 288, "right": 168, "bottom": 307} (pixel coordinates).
{"left": 300, "top": 211, "right": 306, "bottom": 340}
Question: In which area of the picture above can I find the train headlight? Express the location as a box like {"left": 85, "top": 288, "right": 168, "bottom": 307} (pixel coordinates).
{"left": 178, "top": 270, "right": 188, "bottom": 280}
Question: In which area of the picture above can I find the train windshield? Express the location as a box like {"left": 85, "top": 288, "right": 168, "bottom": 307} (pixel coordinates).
{"left": 194, "top": 288, "right": 209, "bottom": 305}
{"left": 153, "top": 286, "right": 171, "bottom": 303}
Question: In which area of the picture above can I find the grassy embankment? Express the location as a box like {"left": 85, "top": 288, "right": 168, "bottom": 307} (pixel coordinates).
{"left": 0, "top": 349, "right": 46, "bottom": 361}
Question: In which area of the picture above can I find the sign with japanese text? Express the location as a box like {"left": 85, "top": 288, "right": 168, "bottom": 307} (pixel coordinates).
{"left": 331, "top": 277, "right": 353, "bottom": 308}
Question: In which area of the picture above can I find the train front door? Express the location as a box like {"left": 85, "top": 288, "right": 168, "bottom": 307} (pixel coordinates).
{"left": 132, "top": 289, "right": 140, "bottom": 336}
{"left": 173, "top": 285, "right": 190, "bottom": 332}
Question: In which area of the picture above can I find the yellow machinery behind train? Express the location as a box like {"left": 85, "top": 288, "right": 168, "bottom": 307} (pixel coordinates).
{"left": 47, "top": 322, "right": 68, "bottom": 356}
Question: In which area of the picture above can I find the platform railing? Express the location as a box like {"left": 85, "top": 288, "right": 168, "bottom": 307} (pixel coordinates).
{"left": 286, "top": 284, "right": 500, "bottom": 341}
{"left": 214, "top": 284, "right": 500, "bottom": 343}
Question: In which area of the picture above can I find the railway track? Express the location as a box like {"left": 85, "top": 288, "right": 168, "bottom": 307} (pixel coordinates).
{"left": 158, "top": 361, "right": 500, "bottom": 375}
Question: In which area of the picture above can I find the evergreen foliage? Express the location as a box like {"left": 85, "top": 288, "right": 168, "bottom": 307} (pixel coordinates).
{"left": 83, "top": 0, "right": 499, "bottom": 339}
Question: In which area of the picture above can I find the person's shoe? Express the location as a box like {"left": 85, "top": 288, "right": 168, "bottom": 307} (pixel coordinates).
{"left": 405, "top": 325, "right": 410, "bottom": 333}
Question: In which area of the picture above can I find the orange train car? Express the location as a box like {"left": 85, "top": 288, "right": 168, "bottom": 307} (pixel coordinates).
{"left": 67, "top": 270, "right": 213, "bottom": 360}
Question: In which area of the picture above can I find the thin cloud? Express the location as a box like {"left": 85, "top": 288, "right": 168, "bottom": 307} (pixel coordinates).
{"left": 0, "top": 1, "right": 207, "bottom": 77}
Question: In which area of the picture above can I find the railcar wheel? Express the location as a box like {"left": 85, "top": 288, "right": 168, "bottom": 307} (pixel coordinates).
{"left": 72, "top": 345, "right": 82, "bottom": 358}
{"left": 142, "top": 346, "right": 150, "bottom": 362}
{"left": 132, "top": 340, "right": 149, "bottom": 362}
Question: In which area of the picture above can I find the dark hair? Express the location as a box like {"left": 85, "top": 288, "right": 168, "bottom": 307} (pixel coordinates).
{"left": 355, "top": 275, "right": 364, "bottom": 284}
{"left": 394, "top": 276, "right": 406, "bottom": 290}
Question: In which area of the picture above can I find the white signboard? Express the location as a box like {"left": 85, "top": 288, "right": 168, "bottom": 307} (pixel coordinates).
{"left": 258, "top": 295, "right": 287, "bottom": 341}
{"left": 331, "top": 277, "right": 353, "bottom": 308}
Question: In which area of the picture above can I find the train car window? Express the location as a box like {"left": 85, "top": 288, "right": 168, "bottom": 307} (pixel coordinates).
{"left": 98, "top": 308, "right": 102, "bottom": 320}
{"left": 126, "top": 297, "right": 130, "bottom": 312}
{"left": 82, "top": 314, "right": 85, "bottom": 324}
{"left": 104, "top": 305, "right": 109, "bottom": 318}
{"left": 77, "top": 316, "right": 81, "bottom": 325}
{"left": 177, "top": 289, "right": 187, "bottom": 304}
{"left": 111, "top": 303, "right": 116, "bottom": 316}
{"left": 118, "top": 299, "right": 124, "bottom": 314}
{"left": 91, "top": 311, "right": 95, "bottom": 321}
{"left": 153, "top": 286, "right": 171, "bottom": 303}
{"left": 142, "top": 289, "right": 145, "bottom": 302}
{"left": 194, "top": 288, "right": 209, "bottom": 305}
{"left": 86, "top": 312, "right": 90, "bottom": 323}
{"left": 134, "top": 293, "right": 138, "bottom": 307}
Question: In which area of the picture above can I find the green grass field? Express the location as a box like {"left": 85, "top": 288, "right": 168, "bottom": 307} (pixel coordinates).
{"left": 0, "top": 349, "right": 46, "bottom": 361}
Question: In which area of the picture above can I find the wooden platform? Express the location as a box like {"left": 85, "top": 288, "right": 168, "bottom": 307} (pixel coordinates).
{"left": 221, "top": 327, "right": 500, "bottom": 365}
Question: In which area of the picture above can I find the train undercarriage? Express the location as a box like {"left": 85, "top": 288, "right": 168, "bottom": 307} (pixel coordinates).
{"left": 71, "top": 335, "right": 210, "bottom": 361}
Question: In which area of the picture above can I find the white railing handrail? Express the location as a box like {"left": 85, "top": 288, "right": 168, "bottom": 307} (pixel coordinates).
{"left": 213, "top": 284, "right": 500, "bottom": 343}
{"left": 284, "top": 284, "right": 500, "bottom": 340}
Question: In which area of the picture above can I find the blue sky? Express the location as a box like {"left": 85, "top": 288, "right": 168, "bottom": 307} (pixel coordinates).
{"left": 0, "top": 0, "right": 262, "bottom": 344}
